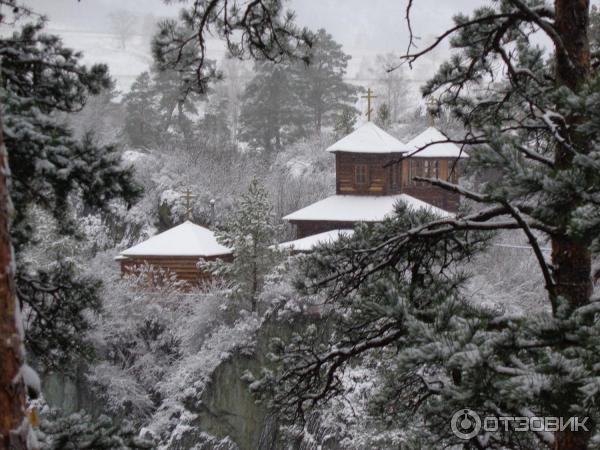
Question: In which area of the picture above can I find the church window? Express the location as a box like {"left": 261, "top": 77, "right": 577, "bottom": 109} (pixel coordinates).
{"left": 427, "top": 160, "right": 439, "bottom": 178}
{"left": 390, "top": 162, "right": 399, "bottom": 187}
{"left": 449, "top": 162, "right": 459, "bottom": 184}
{"left": 355, "top": 164, "right": 368, "bottom": 185}
{"left": 410, "top": 160, "right": 425, "bottom": 186}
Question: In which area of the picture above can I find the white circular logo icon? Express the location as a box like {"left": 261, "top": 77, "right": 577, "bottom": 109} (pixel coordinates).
{"left": 451, "top": 409, "right": 481, "bottom": 440}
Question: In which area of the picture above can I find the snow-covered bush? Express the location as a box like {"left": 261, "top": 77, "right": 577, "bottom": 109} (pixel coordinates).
{"left": 36, "top": 408, "right": 153, "bottom": 450}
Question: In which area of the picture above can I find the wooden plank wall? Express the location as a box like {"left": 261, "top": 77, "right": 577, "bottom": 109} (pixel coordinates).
{"left": 336, "top": 153, "right": 402, "bottom": 195}
{"left": 119, "top": 254, "right": 233, "bottom": 287}
{"left": 292, "top": 220, "right": 356, "bottom": 239}
{"left": 401, "top": 159, "right": 460, "bottom": 187}
{"left": 402, "top": 187, "right": 460, "bottom": 212}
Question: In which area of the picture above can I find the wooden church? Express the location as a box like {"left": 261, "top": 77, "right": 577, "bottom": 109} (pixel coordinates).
{"left": 117, "top": 220, "right": 232, "bottom": 287}
{"left": 283, "top": 120, "right": 467, "bottom": 239}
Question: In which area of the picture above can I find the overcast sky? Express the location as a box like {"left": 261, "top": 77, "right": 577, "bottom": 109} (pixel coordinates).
{"left": 17, "top": 0, "right": 599, "bottom": 94}
{"left": 26, "top": 0, "right": 489, "bottom": 52}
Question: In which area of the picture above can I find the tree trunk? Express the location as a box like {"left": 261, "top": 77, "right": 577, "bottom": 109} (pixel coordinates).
{"left": 552, "top": 1, "right": 592, "bottom": 449}
{"left": 0, "top": 116, "right": 27, "bottom": 449}
{"left": 316, "top": 102, "right": 322, "bottom": 135}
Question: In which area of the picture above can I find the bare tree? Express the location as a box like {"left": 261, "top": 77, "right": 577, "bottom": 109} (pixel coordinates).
{"left": 109, "top": 9, "right": 137, "bottom": 49}
{"left": 369, "top": 52, "right": 409, "bottom": 123}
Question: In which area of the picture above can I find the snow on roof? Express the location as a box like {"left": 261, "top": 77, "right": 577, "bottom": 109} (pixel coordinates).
{"left": 407, "top": 127, "right": 469, "bottom": 158}
{"left": 283, "top": 194, "right": 451, "bottom": 222}
{"left": 278, "top": 229, "right": 354, "bottom": 252}
{"left": 326, "top": 122, "right": 410, "bottom": 154}
{"left": 120, "top": 221, "right": 231, "bottom": 257}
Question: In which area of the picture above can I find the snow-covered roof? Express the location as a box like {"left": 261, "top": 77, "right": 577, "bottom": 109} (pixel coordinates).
{"left": 283, "top": 194, "right": 451, "bottom": 222}
{"left": 278, "top": 229, "right": 354, "bottom": 252}
{"left": 326, "top": 122, "right": 410, "bottom": 154}
{"left": 407, "top": 127, "right": 469, "bottom": 158}
{"left": 119, "top": 221, "right": 231, "bottom": 257}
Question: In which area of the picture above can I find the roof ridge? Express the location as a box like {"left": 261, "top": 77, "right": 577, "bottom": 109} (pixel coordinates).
{"left": 326, "top": 122, "right": 409, "bottom": 154}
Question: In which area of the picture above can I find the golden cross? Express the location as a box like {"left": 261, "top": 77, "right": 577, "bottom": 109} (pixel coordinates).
{"left": 181, "top": 188, "right": 197, "bottom": 220}
{"left": 361, "top": 87, "right": 378, "bottom": 121}
{"left": 426, "top": 97, "right": 437, "bottom": 126}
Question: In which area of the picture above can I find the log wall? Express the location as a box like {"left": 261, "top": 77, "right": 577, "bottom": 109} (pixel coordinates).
{"left": 290, "top": 220, "right": 355, "bottom": 239}
{"left": 335, "top": 153, "right": 403, "bottom": 195}
{"left": 119, "top": 254, "right": 233, "bottom": 288}
{"left": 335, "top": 153, "right": 462, "bottom": 212}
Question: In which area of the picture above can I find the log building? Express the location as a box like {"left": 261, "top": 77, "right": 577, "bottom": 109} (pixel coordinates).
{"left": 284, "top": 122, "right": 467, "bottom": 239}
{"left": 117, "top": 221, "right": 232, "bottom": 287}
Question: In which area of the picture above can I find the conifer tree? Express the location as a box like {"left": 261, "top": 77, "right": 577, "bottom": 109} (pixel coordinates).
{"left": 239, "top": 62, "right": 300, "bottom": 155}
{"left": 290, "top": 29, "right": 357, "bottom": 133}
{"left": 375, "top": 102, "right": 391, "bottom": 129}
{"left": 204, "top": 178, "right": 281, "bottom": 312}
{"left": 333, "top": 106, "right": 358, "bottom": 138}
{"left": 122, "top": 72, "right": 161, "bottom": 148}
{"left": 195, "top": 97, "right": 234, "bottom": 161}
{"left": 39, "top": 411, "right": 152, "bottom": 449}
{"left": 152, "top": 67, "right": 200, "bottom": 141}
{"left": 0, "top": 20, "right": 140, "bottom": 370}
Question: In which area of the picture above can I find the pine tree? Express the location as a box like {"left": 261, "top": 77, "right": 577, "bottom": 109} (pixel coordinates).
{"left": 122, "top": 72, "right": 161, "bottom": 148}
{"left": 290, "top": 29, "right": 357, "bottom": 133}
{"left": 375, "top": 102, "right": 391, "bottom": 129}
{"left": 0, "top": 20, "right": 140, "bottom": 371}
{"left": 38, "top": 410, "right": 153, "bottom": 449}
{"left": 151, "top": 1, "right": 311, "bottom": 91}
{"left": 333, "top": 106, "right": 357, "bottom": 138}
{"left": 204, "top": 178, "right": 281, "bottom": 312}
{"left": 239, "top": 62, "right": 300, "bottom": 155}
{"left": 237, "top": 31, "right": 356, "bottom": 152}
{"left": 152, "top": 67, "right": 200, "bottom": 141}
{"left": 194, "top": 97, "right": 234, "bottom": 162}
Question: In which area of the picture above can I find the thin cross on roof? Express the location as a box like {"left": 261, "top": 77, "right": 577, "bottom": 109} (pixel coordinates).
{"left": 361, "top": 88, "right": 377, "bottom": 121}
{"left": 180, "top": 188, "right": 197, "bottom": 220}
{"left": 426, "top": 97, "right": 437, "bottom": 126}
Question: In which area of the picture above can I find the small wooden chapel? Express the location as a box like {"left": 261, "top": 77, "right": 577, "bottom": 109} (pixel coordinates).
{"left": 116, "top": 190, "right": 232, "bottom": 287}
{"left": 117, "top": 220, "right": 232, "bottom": 286}
{"left": 283, "top": 91, "right": 468, "bottom": 239}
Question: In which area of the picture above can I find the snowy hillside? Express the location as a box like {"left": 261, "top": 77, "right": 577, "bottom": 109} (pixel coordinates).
{"left": 46, "top": 27, "right": 228, "bottom": 94}
{"left": 46, "top": 27, "right": 153, "bottom": 93}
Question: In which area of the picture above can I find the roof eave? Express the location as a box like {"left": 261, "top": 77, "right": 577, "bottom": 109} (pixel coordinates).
{"left": 119, "top": 251, "right": 232, "bottom": 258}
{"left": 326, "top": 148, "right": 409, "bottom": 154}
